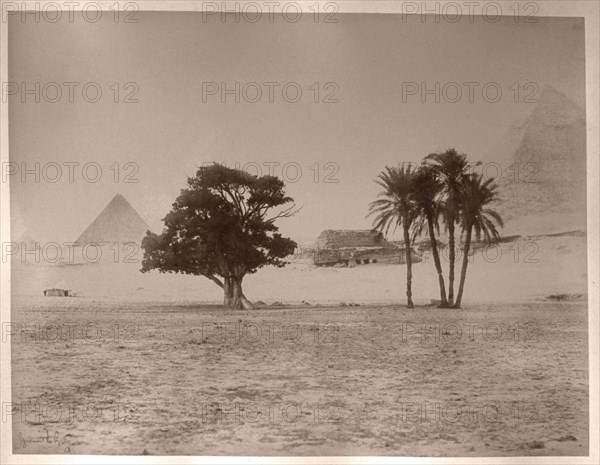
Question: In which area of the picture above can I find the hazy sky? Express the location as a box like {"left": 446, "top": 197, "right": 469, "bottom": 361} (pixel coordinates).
{"left": 8, "top": 13, "right": 585, "bottom": 244}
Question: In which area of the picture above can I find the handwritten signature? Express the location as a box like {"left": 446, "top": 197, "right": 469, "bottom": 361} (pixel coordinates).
{"left": 17, "top": 429, "right": 72, "bottom": 453}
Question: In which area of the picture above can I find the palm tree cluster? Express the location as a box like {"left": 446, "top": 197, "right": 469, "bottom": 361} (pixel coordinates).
{"left": 368, "top": 148, "right": 504, "bottom": 309}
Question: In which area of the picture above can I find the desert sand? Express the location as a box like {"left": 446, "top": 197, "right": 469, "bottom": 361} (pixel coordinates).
{"left": 8, "top": 233, "right": 589, "bottom": 456}
{"left": 10, "top": 300, "right": 588, "bottom": 456}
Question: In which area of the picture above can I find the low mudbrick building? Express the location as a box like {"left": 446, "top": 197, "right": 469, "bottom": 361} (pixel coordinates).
{"left": 313, "top": 230, "right": 422, "bottom": 267}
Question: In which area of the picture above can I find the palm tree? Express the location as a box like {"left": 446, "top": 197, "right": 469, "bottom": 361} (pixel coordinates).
{"left": 454, "top": 174, "right": 503, "bottom": 308}
{"left": 424, "top": 149, "right": 474, "bottom": 306}
{"left": 368, "top": 165, "right": 418, "bottom": 308}
{"left": 411, "top": 165, "right": 449, "bottom": 307}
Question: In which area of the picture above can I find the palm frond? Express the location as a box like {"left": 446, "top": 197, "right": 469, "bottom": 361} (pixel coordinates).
{"left": 458, "top": 173, "right": 504, "bottom": 244}
{"left": 368, "top": 164, "right": 419, "bottom": 237}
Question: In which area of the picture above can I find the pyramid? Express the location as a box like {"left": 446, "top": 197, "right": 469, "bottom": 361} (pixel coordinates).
{"left": 495, "top": 85, "right": 586, "bottom": 235}
{"left": 16, "top": 232, "right": 39, "bottom": 247}
{"left": 75, "top": 194, "right": 149, "bottom": 245}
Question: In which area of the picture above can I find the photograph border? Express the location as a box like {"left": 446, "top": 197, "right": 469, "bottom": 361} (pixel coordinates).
{"left": 1, "top": 1, "right": 598, "bottom": 464}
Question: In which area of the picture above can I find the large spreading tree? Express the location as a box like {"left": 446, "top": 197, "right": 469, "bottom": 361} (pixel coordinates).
{"left": 140, "top": 163, "right": 298, "bottom": 309}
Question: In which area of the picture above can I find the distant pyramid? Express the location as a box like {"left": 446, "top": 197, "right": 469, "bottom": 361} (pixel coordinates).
{"left": 75, "top": 194, "right": 149, "bottom": 245}
{"left": 15, "top": 232, "right": 40, "bottom": 249}
{"left": 495, "top": 85, "right": 586, "bottom": 235}
{"left": 16, "top": 231, "right": 38, "bottom": 243}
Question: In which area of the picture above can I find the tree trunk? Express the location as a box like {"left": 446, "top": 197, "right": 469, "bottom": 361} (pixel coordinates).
{"left": 427, "top": 211, "right": 448, "bottom": 307}
{"left": 403, "top": 224, "right": 414, "bottom": 309}
{"left": 447, "top": 220, "right": 456, "bottom": 306}
{"left": 231, "top": 277, "right": 254, "bottom": 310}
{"left": 454, "top": 225, "right": 472, "bottom": 309}
{"left": 223, "top": 277, "right": 234, "bottom": 307}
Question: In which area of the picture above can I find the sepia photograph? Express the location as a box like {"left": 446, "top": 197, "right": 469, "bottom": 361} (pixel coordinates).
{"left": 0, "top": 1, "right": 598, "bottom": 463}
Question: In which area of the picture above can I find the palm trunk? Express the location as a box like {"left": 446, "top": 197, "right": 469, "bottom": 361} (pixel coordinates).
{"left": 403, "top": 224, "right": 414, "bottom": 309}
{"left": 447, "top": 220, "right": 456, "bottom": 306}
{"left": 427, "top": 211, "right": 448, "bottom": 307}
{"left": 231, "top": 277, "right": 254, "bottom": 310}
{"left": 454, "top": 225, "right": 472, "bottom": 309}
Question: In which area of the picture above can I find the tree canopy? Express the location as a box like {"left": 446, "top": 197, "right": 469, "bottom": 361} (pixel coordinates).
{"left": 141, "top": 163, "right": 298, "bottom": 308}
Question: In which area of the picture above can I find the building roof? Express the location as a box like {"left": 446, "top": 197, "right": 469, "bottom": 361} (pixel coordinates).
{"left": 316, "top": 229, "right": 394, "bottom": 249}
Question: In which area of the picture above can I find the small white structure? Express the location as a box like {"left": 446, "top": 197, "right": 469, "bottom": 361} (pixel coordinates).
{"left": 43, "top": 288, "right": 70, "bottom": 297}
